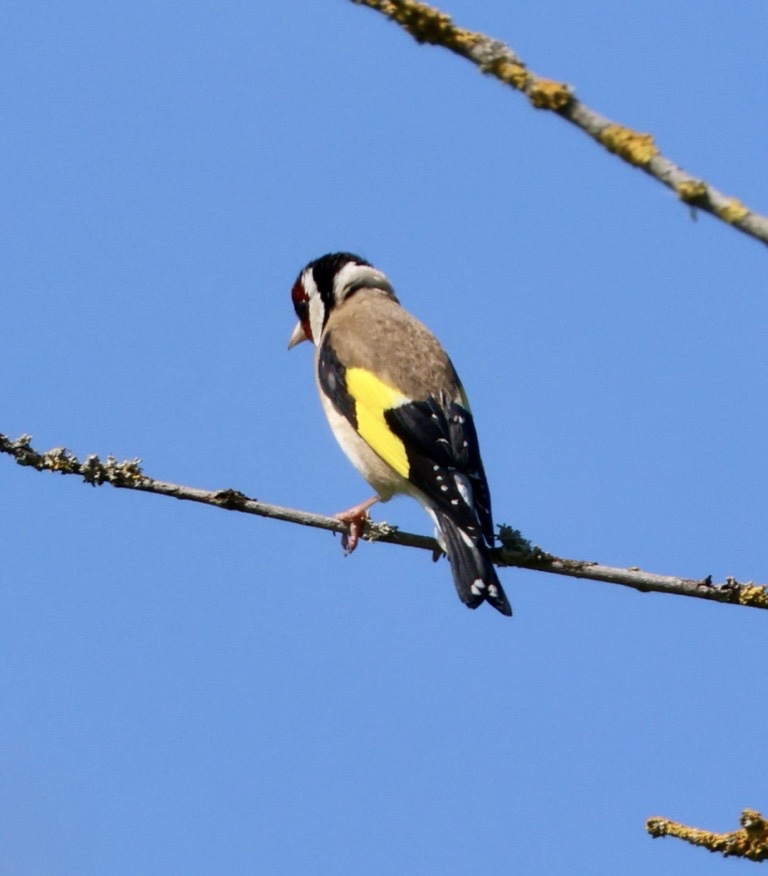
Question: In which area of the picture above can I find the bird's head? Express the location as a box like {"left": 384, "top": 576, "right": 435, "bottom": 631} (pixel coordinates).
{"left": 288, "top": 252, "right": 397, "bottom": 349}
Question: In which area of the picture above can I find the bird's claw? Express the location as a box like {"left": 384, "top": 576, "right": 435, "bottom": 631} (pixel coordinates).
{"left": 334, "top": 496, "right": 380, "bottom": 555}
{"left": 336, "top": 510, "right": 370, "bottom": 555}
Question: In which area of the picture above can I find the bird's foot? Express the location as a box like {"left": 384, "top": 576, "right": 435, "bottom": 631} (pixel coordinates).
{"left": 335, "top": 496, "right": 380, "bottom": 555}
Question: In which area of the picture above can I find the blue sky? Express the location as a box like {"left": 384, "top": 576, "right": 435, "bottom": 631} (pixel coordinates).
{"left": 2, "top": 2, "right": 767, "bottom": 873}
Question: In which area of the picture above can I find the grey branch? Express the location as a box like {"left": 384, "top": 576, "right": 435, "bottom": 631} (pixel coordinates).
{"left": 349, "top": 0, "right": 768, "bottom": 248}
{"left": 3, "top": 433, "right": 767, "bottom": 612}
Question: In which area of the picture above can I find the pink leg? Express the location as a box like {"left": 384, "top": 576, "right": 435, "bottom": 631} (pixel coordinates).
{"left": 335, "top": 496, "right": 380, "bottom": 554}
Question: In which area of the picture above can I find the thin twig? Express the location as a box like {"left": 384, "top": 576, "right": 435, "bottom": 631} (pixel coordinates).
{"left": 3, "top": 433, "right": 767, "bottom": 611}
{"left": 349, "top": 0, "right": 768, "bottom": 248}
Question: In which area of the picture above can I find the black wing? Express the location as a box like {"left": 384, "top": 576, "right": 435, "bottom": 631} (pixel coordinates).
{"left": 385, "top": 394, "right": 495, "bottom": 546}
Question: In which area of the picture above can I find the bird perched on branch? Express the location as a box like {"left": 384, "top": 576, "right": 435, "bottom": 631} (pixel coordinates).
{"left": 288, "top": 252, "right": 511, "bottom": 617}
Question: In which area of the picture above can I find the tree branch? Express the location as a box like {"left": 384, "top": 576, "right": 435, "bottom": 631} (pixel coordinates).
{"left": 3, "top": 433, "right": 767, "bottom": 611}
{"left": 349, "top": 0, "right": 768, "bottom": 248}
{"left": 648, "top": 809, "right": 768, "bottom": 863}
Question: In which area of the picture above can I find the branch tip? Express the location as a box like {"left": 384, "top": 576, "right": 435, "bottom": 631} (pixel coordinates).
{"left": 647, "top": 809, "right": 768, "bottom": 862}
{"left": 349, "top": 0, "right": 768, "bottom": 246}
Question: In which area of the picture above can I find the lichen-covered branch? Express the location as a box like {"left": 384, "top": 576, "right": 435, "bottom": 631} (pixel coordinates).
{"left": 349, "top": 0, "right": 768, "bottom": 248}
{"left": 3, "top": 433, "right": 767, "bottom": 611}
{"left": 647, "top": 809, "right": 768, "bottom": 862}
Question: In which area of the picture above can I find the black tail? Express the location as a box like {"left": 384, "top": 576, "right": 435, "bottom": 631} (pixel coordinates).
{"left": 434, "top": 510, "right": 512, "bottom": 617}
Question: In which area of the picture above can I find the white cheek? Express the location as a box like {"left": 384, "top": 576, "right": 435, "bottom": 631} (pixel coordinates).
{"left": 300, "top": 269, "right": 325, "bottom": 345}
{"left": 308, "top": 291, "right": 325, "bottom": 344}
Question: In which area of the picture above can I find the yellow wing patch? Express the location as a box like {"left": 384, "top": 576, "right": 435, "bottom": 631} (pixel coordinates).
{"left": 345, "top": 367, "right": 410, "bottom": 479}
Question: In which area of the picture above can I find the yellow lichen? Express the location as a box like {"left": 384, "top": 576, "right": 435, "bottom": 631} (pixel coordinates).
{"left": 44, "top": 448, "right": 77, "bottom": 473}
{"left": 372, "top": 0, "right": 480, "bottom": 50}
{"left": 598, "top": 124, "right": 659, "bottom": 166}
{"left": 648, "top": 809, "right": 768, "bottom": 862}
{"left": 676, "top": 180, "right": 708, "bottom": 203}
{"left": 493, "top": 60, "right": 529, "bottom": 90}
{"left": 715, "top": 197, "right": 749, "bottom": 224}
{"left": 527, "top": 77, "right": 571, "bottom": 110}
{"left": 738, "top": 584, "right": 768, "bottom": 609}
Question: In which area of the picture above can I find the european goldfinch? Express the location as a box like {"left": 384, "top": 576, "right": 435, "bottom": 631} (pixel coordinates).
{"left": 288, "top": 252, "right": 511, "bottom": 617}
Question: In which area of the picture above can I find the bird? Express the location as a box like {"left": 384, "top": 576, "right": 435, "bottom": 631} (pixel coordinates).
{"left": 288, "top": 252, "right": 511, "bottom": 617}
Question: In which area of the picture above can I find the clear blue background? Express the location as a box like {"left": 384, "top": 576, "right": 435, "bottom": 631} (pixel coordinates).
{"left": 2, "top": 2, "right": 767, "bottom": 873}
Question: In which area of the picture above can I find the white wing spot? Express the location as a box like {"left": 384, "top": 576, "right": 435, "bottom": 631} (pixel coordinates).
{"left": 454, "top": 475, "right": 473, "bottom": 505}
{"left": 440, "top": 485, "right": 449, "bottom": 492}
{"left": 424, "top": 508, "right": 446, "bottom": 551}
{"left": 470, "top": 579, "right": 484, "bottom": 596}
{"left": 487, "top": 584, "right": 499, "bottom": 598}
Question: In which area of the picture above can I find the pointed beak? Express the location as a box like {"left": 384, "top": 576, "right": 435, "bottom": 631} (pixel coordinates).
{"left": 287, "top": 320, "right": 309, "bottom": 350}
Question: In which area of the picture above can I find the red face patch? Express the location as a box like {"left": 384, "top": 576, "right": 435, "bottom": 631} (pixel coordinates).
{"left": 291, "top": 279, "right": 313, "bottom": 342}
